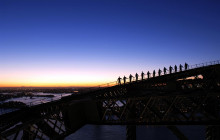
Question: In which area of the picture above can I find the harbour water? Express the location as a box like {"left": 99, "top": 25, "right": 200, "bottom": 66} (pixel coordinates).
{"left": 1, "top": 92, "right": 71, "bottom": 106}
{"left": 0, "top": 92, "right": 72, "bottom": 115}
{"left": 65, "top": 125, "right": 205, "bottom": 140}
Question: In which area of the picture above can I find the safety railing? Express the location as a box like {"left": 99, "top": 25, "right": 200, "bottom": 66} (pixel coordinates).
{"left": 83, "top": 60, "right": 220, "bottom": 92}
{"left": 190, "top": 60, "right": 220, "bottom": 69}
{"left": 79, "top": 81, "right": 118, "bottom": 93}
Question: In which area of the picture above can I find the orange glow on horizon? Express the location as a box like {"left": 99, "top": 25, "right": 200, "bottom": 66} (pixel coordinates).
{"left": 0, "top": 67, "right": 120, "bottom": 88}
{"left": 0, "top": 74, "right": 117, "bottom": 88}
{"left": 0, "top": 81, "right": 115, "bottom": 88}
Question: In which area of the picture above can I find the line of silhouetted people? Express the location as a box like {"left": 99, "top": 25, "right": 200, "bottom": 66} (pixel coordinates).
{"left": 117, "top": 63, "right": 189, "bottom": 85}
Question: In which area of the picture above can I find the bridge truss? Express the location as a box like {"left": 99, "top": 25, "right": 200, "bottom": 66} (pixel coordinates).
{"left": 0, "top": 63, "right": 220, "bottom": 140}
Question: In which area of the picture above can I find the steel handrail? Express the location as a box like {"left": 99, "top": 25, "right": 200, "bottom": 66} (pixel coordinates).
{"left": 84, "top": 60, "right": 220, "bottom": 92}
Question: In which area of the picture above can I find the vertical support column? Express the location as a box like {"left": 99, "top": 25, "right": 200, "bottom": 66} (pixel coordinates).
{"left": 205, "top": 96, "right": 219, "bottom": 140}
{"left": 206, "top": 126, "right": 220, "bottom": 140}
{"left": 126, "top": 100, "right": 136, "bottom": 140}
{"left": 22, "top": 126, "right": 33, "bottom": 140}
{"left": 126, "top": 125, "right": 136, "bottom": 140}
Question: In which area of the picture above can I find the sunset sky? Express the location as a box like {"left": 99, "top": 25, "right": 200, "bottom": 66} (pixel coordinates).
{"left": 0, "top": 0, "right": 220, "bottom": 87}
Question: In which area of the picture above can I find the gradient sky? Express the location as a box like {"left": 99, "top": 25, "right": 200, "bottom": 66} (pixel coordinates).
{"left": 0, "top": 0, "right": 220, "bottom": 87}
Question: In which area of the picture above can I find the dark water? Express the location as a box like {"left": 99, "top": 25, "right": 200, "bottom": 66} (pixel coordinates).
{"left": 65, "top": 125, "right": 205, "bottom": 140}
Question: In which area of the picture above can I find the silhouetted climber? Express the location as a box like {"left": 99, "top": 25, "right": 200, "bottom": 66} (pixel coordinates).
{"left": 174, "top": 65, "right": 177, "bottom": 73}
{"left": 123, "top": 76, "right": 127, "bottom": 84}
{"left": 129, "top": 74, "right": 133, "bottom": 82}
{"left": 185, "top": 62, "right": 189, "bottom": 70}
{"left": 163, "top": 67, "right": 167, "bottom": 75}
{"left": 141, "top": 71, "right": 144, "bottom": 80}
{"left": 158, "top": 69, "right": 162, "bottom": 76}
{"left": 118, "top": 76, "right": 122, "bottom": 85}
{"left": 135, "top": 73, "right": 139, "bottom": 81}
{"left": 179, "top": 64, "right": 183, "bottom": 72}
{"left": 147, "top": 71, "right": 150, "bottom": 79}
{"left": 153, "top": 70, "right": 156, "bottom": 77}
{"left": 169, "top": 66, "right": 173, "bottom": 74}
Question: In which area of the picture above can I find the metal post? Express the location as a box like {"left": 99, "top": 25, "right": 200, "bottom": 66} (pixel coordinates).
{"left": 126, "top": 125, "right": 136, "bottom": 140}
{"left": 205, "top": 94, "right": 220, "bottom": 140}
{"left": 126, "top": 100, "right": 136, "bottom": 140}
{"left": 206, "top": 126, "right": 220, "bottom": 140}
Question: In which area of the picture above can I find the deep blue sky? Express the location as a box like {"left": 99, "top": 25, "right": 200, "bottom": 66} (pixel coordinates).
{"left": 0, "top": 0, "right": 220, "bottom": 86}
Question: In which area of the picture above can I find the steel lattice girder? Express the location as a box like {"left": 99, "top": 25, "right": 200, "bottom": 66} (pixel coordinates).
{"left": 98, "top": 91, "right": 220, "bottom": 125}
{"left": 0, "top": 105, "right": 71, "bottom": 140}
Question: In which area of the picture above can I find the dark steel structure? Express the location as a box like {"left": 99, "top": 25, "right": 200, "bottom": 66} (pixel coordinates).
{"left": 1, "top": 61, "right": 220, "bottom": 140}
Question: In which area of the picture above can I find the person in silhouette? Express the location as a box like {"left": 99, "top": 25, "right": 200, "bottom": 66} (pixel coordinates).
{"left": 129, "top": 74, "right": 133, "bottom": 83}
{"left": 179, "top": 64, "right": 183, "bottom": 72}
{"left": 153, "top": 70, "right": 156, "bottom": 77}
{"left": 135, "top": 73, "right": 139, "bottom": 81}
{"left": 158, "top": 69, "right": 162, "bottom": 76}
{"left": 141, "top": 71, "right": 144, "bottom": 80}
{"left": 169, "top": 66, "right": 173, "bottom": 74}
{"left": 174, "top": 65, "right": 177, "bottom": 73}
{"left": 163, "top": 67, "right": 167, "bottom": 75}
{"left": 185, "top": 62, "right": 189, "bottom": 70}
{"left": 118, "top": 76, "right": 122, "bottom": 85}
{"left": 147, "top": 71, "right": 150, "bottom": 79}
{"left": 123, "top": 76, "right": 127, "bottom": 84}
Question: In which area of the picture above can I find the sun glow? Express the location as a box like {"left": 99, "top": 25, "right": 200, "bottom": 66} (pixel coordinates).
{"left": 0, "top": 70, "right": 116, "bottom": 87}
